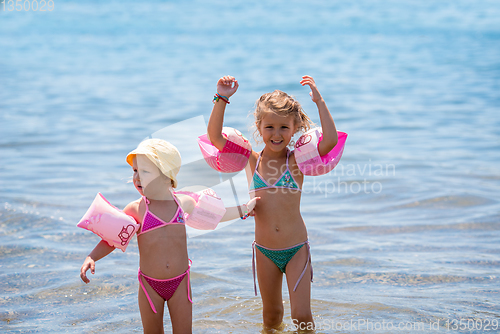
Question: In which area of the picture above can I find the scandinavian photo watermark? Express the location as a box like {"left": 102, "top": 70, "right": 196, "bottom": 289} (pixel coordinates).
{"left": 142, "top": 116, "right": 397, "bottom": 237}
{"left": 303, "top": 176, "right": 383, "bottom": 196}
{"left": 262, "top": 159, "right": 396, "bottom": 197}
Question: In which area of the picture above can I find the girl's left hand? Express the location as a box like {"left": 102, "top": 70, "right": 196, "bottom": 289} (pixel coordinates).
{"left": 300, "top": 75, "right": 322, "bottom": 103}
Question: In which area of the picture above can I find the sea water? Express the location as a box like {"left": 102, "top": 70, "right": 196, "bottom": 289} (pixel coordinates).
{"left": 1, "top": 0, "right": 499, "bottom": 333}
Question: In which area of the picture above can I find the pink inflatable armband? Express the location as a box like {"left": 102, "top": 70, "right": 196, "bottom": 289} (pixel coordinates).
{"left": 77, "top": 193, "right": 139, "bottom": 252}
{"left": 176, "top": 189, "right": 226, "bottom": 230}
{"left": 294, "top": 128, "right": 348, "bottom": 176}
{"left": 198, "top": 127, "right": 252, "bottom": 173}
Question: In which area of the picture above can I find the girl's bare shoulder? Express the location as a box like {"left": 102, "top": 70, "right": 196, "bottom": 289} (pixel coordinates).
{"left": 123, "top": 198, "right": 143, "bottom": 222}
{"left": 288, "top": 149, "right": 303, "bottom": 176}
{"left": 247, "top": 149, "right": 260, "bottom": 172}
{"left": 175, "top": 193, "right": 196, "bottom": 215}
{"left": 289, "top": 149, "right": 297, "bottom": 165}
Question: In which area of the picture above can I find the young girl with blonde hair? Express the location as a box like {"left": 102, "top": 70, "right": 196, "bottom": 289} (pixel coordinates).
{"left": 207, "top": 75, "right": 340, "bottom": 330}
{"left": 80, "top": 138, "right": 259, "bottom": 333}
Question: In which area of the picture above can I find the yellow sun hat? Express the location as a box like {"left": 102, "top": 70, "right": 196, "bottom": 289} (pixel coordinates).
{"left": 126, "top": 139, "right": 182, "bottom": 188}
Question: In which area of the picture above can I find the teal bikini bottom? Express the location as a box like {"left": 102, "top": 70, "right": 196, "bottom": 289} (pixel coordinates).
{"left": 252, "top": 240, "right": 313, "bottom": 295}
{"left": 255, "top": 243, "right": 304, "bottom": 273}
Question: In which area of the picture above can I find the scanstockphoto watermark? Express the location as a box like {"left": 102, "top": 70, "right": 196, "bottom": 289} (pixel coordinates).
{"left": 293, "top": 319, "right": 427, "bottom": 331}
{"left": 294, "top": 318, "right": 500, "bottom": 332}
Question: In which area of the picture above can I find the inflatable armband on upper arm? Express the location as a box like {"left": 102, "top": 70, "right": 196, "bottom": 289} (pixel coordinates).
{"left": 198, "top": 127, "right": 252, "bottom": 173}
{"left": 176, "top": 189, "right": 226, "bottom": 230}
{"left": 77, "top": 193, "right": 139, "bottom": 252}
{"left": 294, "top": 128, "right": 348, "bottom": 176}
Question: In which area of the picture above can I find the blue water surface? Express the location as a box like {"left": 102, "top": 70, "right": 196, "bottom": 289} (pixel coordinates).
{"left": 1, "top": 0, "right": 500, "bottom": 333}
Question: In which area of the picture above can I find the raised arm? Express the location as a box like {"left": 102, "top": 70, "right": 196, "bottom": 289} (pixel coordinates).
{"left": 207, "top": 75, "right": 239, "bottom": 151}
{"left": 300, "top": 75, "right": 338, "bottom": 156}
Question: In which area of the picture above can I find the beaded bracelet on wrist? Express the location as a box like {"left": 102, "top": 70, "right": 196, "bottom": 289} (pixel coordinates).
{"left": 213, "top": 93, "right": 230, "bottom": 104}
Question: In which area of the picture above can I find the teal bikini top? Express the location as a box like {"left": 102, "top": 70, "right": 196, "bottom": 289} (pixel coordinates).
{"left": 249, "top": 149, "right": 301, "bottom": 193}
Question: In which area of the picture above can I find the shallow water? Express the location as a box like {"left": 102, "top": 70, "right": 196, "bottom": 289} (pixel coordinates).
{"left": 1, "top": 0, "right": 500, "bottom": 333}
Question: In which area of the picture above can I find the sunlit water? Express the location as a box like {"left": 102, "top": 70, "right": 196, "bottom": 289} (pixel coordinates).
{"left": 1, "top": 0, "right": 499, "bottom": 333}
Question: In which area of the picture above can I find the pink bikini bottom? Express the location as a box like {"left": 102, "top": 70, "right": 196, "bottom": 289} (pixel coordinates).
{"left": 138, "top": 260, "right": 193, "bottom": 314}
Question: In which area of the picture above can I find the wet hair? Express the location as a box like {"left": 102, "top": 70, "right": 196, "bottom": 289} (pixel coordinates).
{"left": 252, "top": 90, "right": 315, "bottom": 146}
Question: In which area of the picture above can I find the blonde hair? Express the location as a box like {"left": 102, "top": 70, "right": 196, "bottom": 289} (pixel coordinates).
{"left": 252, "top": 90, "right": 314, "bottom": 146}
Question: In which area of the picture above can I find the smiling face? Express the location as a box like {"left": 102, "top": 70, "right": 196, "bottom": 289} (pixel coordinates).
{"left": 132, "top": 155, "right": 172, "bottom": 199}
{"left": 258, "top": 111, "right": 298, "bottom": 153}
{"left": 253, "top": 90, "right": 313, "bottom": 149}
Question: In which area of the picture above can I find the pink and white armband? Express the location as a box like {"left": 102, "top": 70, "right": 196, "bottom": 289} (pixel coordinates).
{"left": 176, "top": 189, "right": 227, "bottom": 230}
{"left": 77, "top": 193, "right": 139, "bottom": 252}
{"left": 198, "top": 127, "right": 252, "bottom": 173}
{"left": 294, "top": 128, "right": 348, "bottom": 176}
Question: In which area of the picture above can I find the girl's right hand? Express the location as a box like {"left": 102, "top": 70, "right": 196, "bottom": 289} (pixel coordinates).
{"left": 80, "top": 256, "right": 96, "bottom": 284}
{"left": 217, "top": 75, "right": 239, "bottom": 98}
{"left": 246, "top": 197, "right": 261, "bottom": 215}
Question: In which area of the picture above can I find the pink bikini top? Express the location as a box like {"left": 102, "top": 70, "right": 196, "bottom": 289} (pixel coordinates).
{"left": 138, "top": 195, "right": 185, "bottom": 236}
